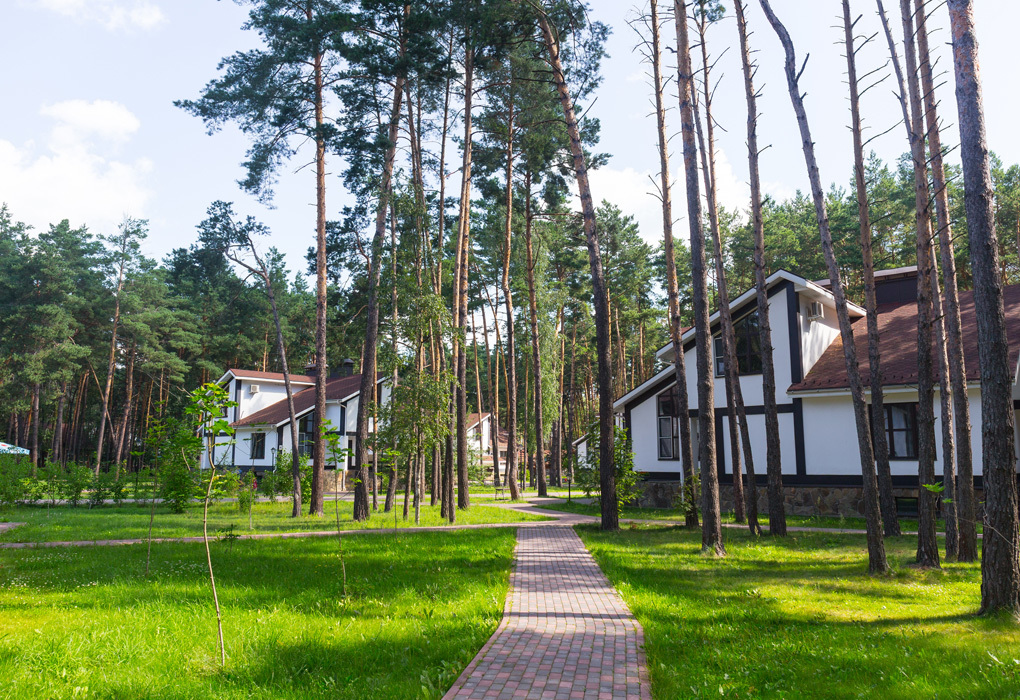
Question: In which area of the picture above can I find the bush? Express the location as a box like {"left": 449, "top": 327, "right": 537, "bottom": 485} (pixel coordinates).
{"left": 88, "top": 472, "right": 111, "bottom": 508}
{"left": 62, "top": 463, "right": 93, "bottom": 507}
{"left": 0, "top": 455, "right": 31, "bottom": 507}
{"left": 274, "top": 450, "right": 311, "bottom": 498}
{"left": 257, "top": 468, "right": 279, "bottom": 502}
{"left": 237, "top": 476, "right": 255, "bottom": 514}
{"left": 110, "top": 475, "right": 128, "bottom": 505}
{"left": 577, "top": 426, "right": 642, "bottom": 516}
{"left": 161, "top": 457, "right": 195, "bottom": 514}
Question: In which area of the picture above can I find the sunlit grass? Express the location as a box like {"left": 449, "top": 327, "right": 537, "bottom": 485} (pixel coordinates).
{"left": 0, "top": 500, "right": 550, "bottom": 544}
{"left": 0, "top": 528, "right": 515, "bottom": 699}
{"left": 577, "top": 524, "right": 1020, "bottom": 699}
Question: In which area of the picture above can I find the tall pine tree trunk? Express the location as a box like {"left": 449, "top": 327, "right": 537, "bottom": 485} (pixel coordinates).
{"left": 536, "top": 5, "right": 616, "bottom": 529}
{"left": 947, "top": 0, "right": 1020, "bottom": 614}
{"left": 916, "top": 0, "right": 973, "bottom": 561}
{"left": 676, "top": 0, "right": 721, "bottom": 553}
{"left": 850, "top": 0, "right": 899, "bottom": 538}
{"left": 693, "top": 18, "right": 755, "bottom": 528}
{"left": 353, "top": 21, "right": 407, "bottom": 521}
{"left": 500, "top": 87, "right": 521, "bottom": 502}
{"left": 309, "top": 39, "right": 329, "bottom": 516}
{"left": 453, "top": 39, "right": 475, "bottom": 511}
{"left": 650, "top": 0, "right": 697, "bottom": 526}
{"left": 760, "top": 0, "right": 886, "bottom": 572}
{"left": 524, "top": 170, "right": 548, "bottom": 496}
{"left": 735, "top": 0, "right": 778, "bottom": 537}
{"left": 899, "top": 0, "right": 940, "bottom": 569}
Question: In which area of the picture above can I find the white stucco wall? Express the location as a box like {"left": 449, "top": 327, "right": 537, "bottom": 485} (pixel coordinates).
{"left": 718, "top": 412, "right": 797, "bottom": 476}
{"left": 799, "top": 299, "right": 841, "bottom": 376}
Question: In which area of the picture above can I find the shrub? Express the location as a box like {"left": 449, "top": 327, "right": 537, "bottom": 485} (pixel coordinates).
{"left": 88, "top": 472, "right": 111, "bottom": 508}
{"left": 0, "top": 455, "right": 30, "bottom": 507}
{"left": 237, "top": 476, "right": 255, "bottom": 514}
{"left": 257, "top": 468, "right": 279, "bottom": 502}
{"left": 215, "top": 470, "right": 240, "bottom": 501}
{"left": 577, "top": 425, "right": 642, "bottom": 516}
{"left": 62, "top": 463, "right": 93, "bottom": 507}
{"left": 110, "top": 475, "right": 128, "bottom": 505}
{"left": 161, "top": 457, "right": 195, "bottom": 514}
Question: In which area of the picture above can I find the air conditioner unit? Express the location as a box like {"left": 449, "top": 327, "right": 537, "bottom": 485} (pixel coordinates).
{"left": 249, "top": 384, "right": 260, "bottom": 394}
{"left": 807, "top": 301, "right": 824, "bottom": 321}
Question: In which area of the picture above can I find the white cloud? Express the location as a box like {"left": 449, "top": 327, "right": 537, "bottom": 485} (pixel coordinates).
{"left": 577, "top": 145, "right": 752, "bottom": 248}
{"left": 0, "top": 100, "right": 152, "bottom": 234}
{"left": 33, "top": 0, "right": 165, "bottom": 31}
{"left": 40, "top": 99, "right": 141, "bottom": 146}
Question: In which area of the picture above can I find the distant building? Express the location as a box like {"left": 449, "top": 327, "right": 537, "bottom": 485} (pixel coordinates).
{"left": 200, "top": 359, "right": 388, "bottom": 474}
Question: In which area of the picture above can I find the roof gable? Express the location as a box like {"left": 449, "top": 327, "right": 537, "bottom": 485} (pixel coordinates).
{"left": 232, "top": 372, "right": 386, "bottom": 428}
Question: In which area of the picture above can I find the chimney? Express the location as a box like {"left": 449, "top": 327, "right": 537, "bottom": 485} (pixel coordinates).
{"left": 874, "top": 266, "right": 918, "bottom": 305}
{"left": 340, "top": 358, "right": 355, "bottom": 377}
{"left": 305, "top": 359, "right": 328, "bottom": 379}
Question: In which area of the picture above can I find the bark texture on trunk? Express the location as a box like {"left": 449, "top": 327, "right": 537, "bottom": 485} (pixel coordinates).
{"left": 692, "top": 19, "right": 754, "bottom": 529}
{"left": 734, "top": 0, "right": 774, "bottom": 537}
{"left": 947, "top": 0, "right": 1020, "bottom": 615}
{"left": 851, "top": 0, "right": 899, "bottom": 538}
{"left": 760, "top": 0, "right": 886, "bottom": 572}
{"left": 915, "top": 0, "right": 973, "bottom": 561}
{"left": 309, "top": 46, "right": 329, "bottom": 516}
{"left": 454, "top": 42, "right": 474, "bottom": 511}
{"left": 676, "top": 0, "right": 721, "bottom": 554}
{"left": 353, "top": 45, "right": 407, "bottom": 522}
{"left": 524, "top": 171, "right": 547, "bottom": 496}
{"left": 536, "top": 6, "right": 617, "bottom": 530}
{"left": 652, "top": 0, "right": 696, "bottom": 526}
{"left": 500, "top": 82, "right": 522, "bottom": 502}
{"left": 899, "top": 0, "right": 940, "bottom": 569}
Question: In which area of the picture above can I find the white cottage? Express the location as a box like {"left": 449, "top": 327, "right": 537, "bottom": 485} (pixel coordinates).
{"left": 614, "top": 267, "right": 1020, "bottom": 514}
{"left": 201, "top": 361, "right": 389, "bottom": 474}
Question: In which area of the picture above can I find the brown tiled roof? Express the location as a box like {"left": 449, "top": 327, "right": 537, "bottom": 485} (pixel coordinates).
{"left": 466, "top": 412, "right": 490, "bottom": 429}
{"left": 227, "top": 369, "right": 317, "bottom": 383}
{"left": 232, "top": 372, "right": 385, "bottom": 427}
{"left": 788, "top": 284, "right": 1020, "bottom": 392}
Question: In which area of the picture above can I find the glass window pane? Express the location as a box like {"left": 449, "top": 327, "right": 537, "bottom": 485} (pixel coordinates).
{"left": 890, "top": 405, "right": 909, "bottom": 430}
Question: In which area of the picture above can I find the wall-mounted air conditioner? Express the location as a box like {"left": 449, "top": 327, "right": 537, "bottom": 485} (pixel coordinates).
{"left": 249, "top": 384, "right": 260, "bottom": 394}
{"left": 807, "top": 301, "right": 824, "bottom": 321}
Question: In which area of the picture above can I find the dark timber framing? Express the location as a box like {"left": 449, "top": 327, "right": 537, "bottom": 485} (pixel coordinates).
{"left": 623, "top": 279, "right": 808, "bottom": 481}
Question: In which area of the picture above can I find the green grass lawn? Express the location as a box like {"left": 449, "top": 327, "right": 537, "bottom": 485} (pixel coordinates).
{"left": 577, "top": 524, "right": 1020, "bottom": 699}
{"left": 0, "top": 500, "right": 550, "bottom": 544}
{"left": 533, "top": 500, "right": 972, "bottom": 533}
{"left": 0, "top": 528, "right": 515, "bottom": 699}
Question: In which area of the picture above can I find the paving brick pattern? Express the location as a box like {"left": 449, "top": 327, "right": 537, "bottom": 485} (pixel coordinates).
{"left": 444, "top": 526, "right": 651, "bottom": 700}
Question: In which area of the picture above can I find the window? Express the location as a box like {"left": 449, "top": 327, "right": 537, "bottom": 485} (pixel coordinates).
{"left": 714, "top": 311, "right": 763, "bottom": 377}
{"left": 883, "top": 403, "right": 918, "bottom": 460}
{"left": 657, "top": 386, "right": 680, "bottom": 460}
{"left": 251, "top": 432, "right": 266, "bottom": 460}
{"left": 298, "top": 415, "right": 315, "bottom": 457}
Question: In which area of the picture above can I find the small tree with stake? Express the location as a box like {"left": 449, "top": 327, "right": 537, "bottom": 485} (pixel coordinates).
{"left": 185, "top": 382, "right": 236, "bottom": 667}
{"left": 320, "top": 419, "right": 350, "bottom": 597}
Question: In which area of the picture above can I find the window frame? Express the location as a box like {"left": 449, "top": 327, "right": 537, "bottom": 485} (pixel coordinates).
{"left": 656, "top": 386, "right": 681, "bottom": 461}
{"left": 251, "top": 432, "right": 266, "bottom": 460}
{"left": 883, "top": 402, "right": 919, "bottom": 461}
{"left": 298, "top": 414, "right": 315, "bottom": 457}
{"left": 713, "top": 310, "right": 763, "bottom": 378}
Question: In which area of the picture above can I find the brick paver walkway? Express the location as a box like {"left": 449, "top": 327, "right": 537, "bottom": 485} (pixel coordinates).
{"left": 444, "top": 526, "right": 651, "bottom": 700}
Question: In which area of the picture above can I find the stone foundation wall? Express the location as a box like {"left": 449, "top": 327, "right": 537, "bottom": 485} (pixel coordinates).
{"left": 638, "top": 479, "right": 984, "bottom": 519}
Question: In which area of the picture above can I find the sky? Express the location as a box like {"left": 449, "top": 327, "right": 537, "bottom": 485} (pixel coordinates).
{"left": 1, "top": 0, "right": 1019, "bottom": 277}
